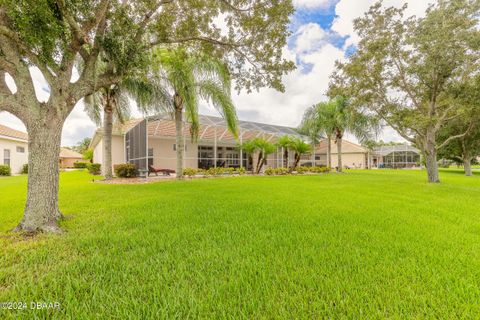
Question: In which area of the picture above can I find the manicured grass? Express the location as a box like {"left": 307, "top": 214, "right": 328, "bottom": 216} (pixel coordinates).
{"left": 1, "top": 169, "right": 480, "bottom": 318}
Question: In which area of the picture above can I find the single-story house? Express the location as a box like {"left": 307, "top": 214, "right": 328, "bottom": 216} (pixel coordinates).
{"left": 59, "top": 148, "right": 84, "bottom": 168}
{"left": 0, "top": 124, "right": 28, "bottom": 174}
{"left": 89, "top": 114, "right": 308, "bottom": 173}
{"left": 370, "top": 145, "right": 421, "bottom": 169}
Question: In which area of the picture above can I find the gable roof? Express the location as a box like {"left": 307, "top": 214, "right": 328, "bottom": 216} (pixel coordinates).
{"left": 315, "top": 139, "right": 367, "bottom": 154}
{"left": 59, "top": 148, "right": 83, "bottom": 159}
{"left": 0, "top": 124, "right": 28, "bottom": 142}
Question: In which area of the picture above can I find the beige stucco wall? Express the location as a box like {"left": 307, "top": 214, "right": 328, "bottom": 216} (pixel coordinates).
{"left": 148, "top": 137, "right": 198, "bottom": 170}
{"left": 93, "top": 135, "right": 125, "bottom": 170}
{"left": 59, "top": 157, "right": 83, "bottom": 168}
{"left": 330, "top": 153, "right": 366, "bottom": 169}
{"left": 0, "top": 137, "right": 28, "bottom": 174}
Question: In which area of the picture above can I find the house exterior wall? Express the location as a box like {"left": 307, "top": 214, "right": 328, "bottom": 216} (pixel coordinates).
{"left": 148, "top": 137, "right": 198, "bottom": 170}
{"left": 59, "top": 157, "right": 83, "bottom": 168}
{"left": 93, "top": 135, "right": 125, "bottom": 169}
{"left": 0, "top": 137, "right": 28, "bottom": 174}
{"left": 330, "top": 153, "right": 366, "bottom": 169}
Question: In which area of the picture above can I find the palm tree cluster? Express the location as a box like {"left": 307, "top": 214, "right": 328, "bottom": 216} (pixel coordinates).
{"left": 300, "top": 96, "right": 378, "bottom": 172}
{"left": 85, "top": 48, "right": 238, "bottom": 180}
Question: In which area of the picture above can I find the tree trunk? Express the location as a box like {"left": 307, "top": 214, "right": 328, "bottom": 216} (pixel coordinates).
{"left": 337, "top": 136, "right": 343, "bottom": 172}
{"left": 327, "top": 135, "right": 332, "bottom": 169}
{"left": 102, "top": 102, "right": 114, "bottom": 180}
{"left": 256, "top": 152, "right": 263, "bottom": 174}
{"left": 423, "top": 132, "right": 440, "bottom": 183}
{"left": 174, "top": 106, "right": 184, "bottom": 179}
{"left": 463, "top": 156, "right": 472, "bottom": 177}
{"left": 15, "top": 120, "right": 64, "bottom": 233}
{"left": 284, "top": 149, "right": 288, "bottom": 168}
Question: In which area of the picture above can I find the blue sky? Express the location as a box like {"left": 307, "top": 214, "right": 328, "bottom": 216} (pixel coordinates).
{"left": 1, "top": 0, "right": 431, "bottom": 146}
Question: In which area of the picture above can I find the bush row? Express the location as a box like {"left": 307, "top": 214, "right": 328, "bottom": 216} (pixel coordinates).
{"left": 73, "top": 162, "right": 88, "bottom": 169}
{"left": 183, "top": 167, "right": 246, "bottom": 177}
{"left": 265, "top": 166, "right": 330, "bottom": 176}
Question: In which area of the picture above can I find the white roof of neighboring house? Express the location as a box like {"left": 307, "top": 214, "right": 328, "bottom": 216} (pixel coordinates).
{"left": 59, "top": 148, "right": 83, "bottom": 159}
{"left": 373, "top": 144, "right": 420, "bottom": 156}
{"left": 0, "top": 124, "right": 28, "bottom": 142}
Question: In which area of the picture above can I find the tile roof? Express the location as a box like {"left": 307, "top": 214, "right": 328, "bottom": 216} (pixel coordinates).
{"left": 0, "top": 124, "right": 28, "bottom": 141}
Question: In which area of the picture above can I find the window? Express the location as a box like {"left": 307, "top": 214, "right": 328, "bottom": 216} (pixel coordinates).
{"left": 16, "top": 146, "right": 25, "bottom": 153}
{"left": 148, "top": 148, "right": 153, "bottom": 157}
{"left": 3, "top": 149, "right": 10, "bottom": 166}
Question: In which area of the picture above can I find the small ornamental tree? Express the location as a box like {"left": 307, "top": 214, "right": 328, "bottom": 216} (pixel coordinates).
{"left": 0, "top": 0, "right": 295, "bottom": 233}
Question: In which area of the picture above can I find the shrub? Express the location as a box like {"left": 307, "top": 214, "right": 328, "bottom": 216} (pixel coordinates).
{"left": 234, "top": 167, "right": 246, "bottom": 175}
{"left": 0, "top": 165, "right": 11, "bottom": 176}
{"left": 225, "top": 167, "right": 235, "bottom": 175}
{"left": 21, "top": 164, "right": 28, "bottom": 174}
{"left": 183, "top": 168, "right": 198, "bottom": 176}
{"left": 73, "top": 162, "right": 88, "bottom": 169}
{"left": 87, "top": 163, "right": 101, "bottom": 175}
{"left": 309, "top": 166, "right": 330, "bottom": 173}
{"left": 275, "top": 167, "right": 289, "bottom": 175}
{"left": 114, "top": 164, "right": 137, "bottom": 178}
{"left": 294, "top": 166, "right": 309, "bottom": 174}
{"left": 264, "top": 167, "right": 275, "bottom": 175}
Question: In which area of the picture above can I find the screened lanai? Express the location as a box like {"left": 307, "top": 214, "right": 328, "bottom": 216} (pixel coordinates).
{"left": 124, "top": 113, "right": 308, "bottom": 172}
{"left": 370, "top": 145, "right": 421, "bottom": 169}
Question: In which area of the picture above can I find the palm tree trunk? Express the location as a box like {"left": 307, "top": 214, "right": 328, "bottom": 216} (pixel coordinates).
{"left": 327, "top": 135, "right": 332, "bottom": 169}
{"left": 174, "top": 105, "right": 184, "bottom": 179}
{"left": 102, "top": 101, "right": 114, "bottom": 180}
{"left": 256, "top": 152, "right": 263, "bottom": 174}
{"left": 284, "top": 149, "right": 288, "bottom": 168}
{"left": 337, "top": 136, "right": 343, "bottom": 172}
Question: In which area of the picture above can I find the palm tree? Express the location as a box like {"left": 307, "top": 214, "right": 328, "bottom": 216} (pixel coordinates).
{"left": 151, "top": 48, "right": 237, "bottom": 179}
{"left": 85, "top": 78, "right": 168, "bottom": 179}
{"left": 290, "top": 138, "right": 311, "bottom": 170}
{"left": 277, "top": 135, "right": 294, "bottom": 168}
{"left": 240, "top": 138, "right": 276, "bottom": 174}
{"left": 301, "top": 96, "right": 377, "bottom": 172}
{"left": 300, "top": 101, "right": 337, "bottom": 169}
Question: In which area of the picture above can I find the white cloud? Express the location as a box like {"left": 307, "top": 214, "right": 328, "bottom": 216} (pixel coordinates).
{"left": 293, "top": 0, "right": 334, "bottom": 9}
{"left": 294, "top": 23, "right": 328, "bottom": 53}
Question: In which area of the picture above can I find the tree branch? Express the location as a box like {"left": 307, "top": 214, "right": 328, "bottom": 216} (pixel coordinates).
{"left": 436, "top": 122, "right": 473, "bottom": 150}
{"left": 218, "top": 0, "right": 255, "bottom": 12}
{"left": 151, "top": 36, "right": 241, "bottom": 48}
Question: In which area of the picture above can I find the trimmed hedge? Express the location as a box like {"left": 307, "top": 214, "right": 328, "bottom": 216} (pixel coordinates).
{"left": 87, "top": 163, "right": 101, "bottom": 175}
{"left": 114, "top": 164, "right": 137, "bottom": 178}
{"left": 183, "top": 167, "right": 247, "bottom": 177}
{"left": 265, "top": 166, "right": 330, "bottom": 176}
{"left": 0, "top": 165, "right": 11, "bottom": 176}
{"left": 73, "top": 162, "right": 88, "bottom": 169}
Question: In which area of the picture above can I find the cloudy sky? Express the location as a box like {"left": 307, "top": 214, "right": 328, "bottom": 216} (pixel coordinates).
{"left": 0, "top": 0, "right": 431, "bottom": 146}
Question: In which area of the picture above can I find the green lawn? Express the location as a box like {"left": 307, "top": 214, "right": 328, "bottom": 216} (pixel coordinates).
{"left": 1, "top": 169, "right": 480, "bottom": 318}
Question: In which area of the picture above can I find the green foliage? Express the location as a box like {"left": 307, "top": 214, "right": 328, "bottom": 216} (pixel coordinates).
{"left": 0, "top": 165, "right": 11, "bottom": 176}
{"left": 114, "top": 164, "right": 137, "bottom": 178}
{"left": 86, "top": 163, "right": 101, "bottom": 176}
{"left": 73, "top": 162, "right": 88, "bottom": 169}
{"left": 73, "top": 138, "right": 92, "bottom": 155}
{"left": 240, "top": 138, "right": 277, "bottom": 174}
{"left": 183, "top": 168, "right": 198, "bottom": 177}
{"left": 82, "top": 149, "right": 93, "bottom": 162}
{"left": 151, "top": 48, "right": 238, "bottom": 140}
{"left": 21, "top": 164, "right": 28, "bottom": 174}
{"left": 265, "top": 166, "right": 329, "bottom": 176}
{"left": 329, "top": 0, "right": 480, "bottom": 181}
{"left": 235, "top": 167, "right": 246, "bottom": 175}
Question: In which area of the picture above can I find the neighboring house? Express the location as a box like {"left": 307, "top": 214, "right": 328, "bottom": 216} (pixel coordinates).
{"left": 59, "top": 148, "right": 84, "bottom": 168}
{"left": 305, "top": 139, "right": 369, "bottom": 169}
{"left": 89, "top": 114, "right": 305, "bottom": 173}
{"left": 370, "top": 145, "right": 421, "bottom": 169}
{"left": 0, "top": 124, "right": 28, "bottom": 174}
